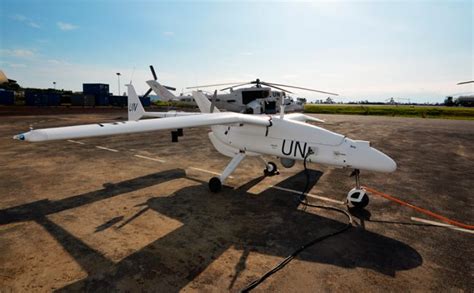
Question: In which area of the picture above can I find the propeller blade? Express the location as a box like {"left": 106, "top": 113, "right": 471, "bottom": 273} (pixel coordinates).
{"left": 149, "top": 65, "right": 157, "bottom": 80}
{"left": 210, "top": 90, "right": 217, "bottom": 113}
{"left": 260, "top": 82, "right": 293, "bottom": 94}
{"left": 220, "top": 82, "right": 253, "bottom": 91}
{"left": 164, "top": 85, "right": 176, "bottom": 91}
{"left": 265, "top": 82, "right": 339, "bottom": 96}
{"left": 142, "top": 88, "right": 152, "bottom": 98}
{"left": 186, "top": 82, "right": 247, "bottom": 89}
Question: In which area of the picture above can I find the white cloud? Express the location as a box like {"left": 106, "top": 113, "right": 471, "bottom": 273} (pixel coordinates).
{"left": 28, "top": 21, "right": 41, "bottom": 29}
{"left": 57, "top": 21, "right": 79, "bottom": 31}
{"left": 47, "top": 59, "right": 70, "bottom": 65}
{"left": 9, "top": 63, "right": 27, "bottom": 68}
{"left": 11, "top": 14, "right": 41, "bottom": 29}
{"left": 11, "top": 14, "right": 27, "bottom": 21}
{"left": 0, "top": 49, "right": 36, "bottom": 58}
{"left": 163, "top": 31, "right": 174, "bottom": 36}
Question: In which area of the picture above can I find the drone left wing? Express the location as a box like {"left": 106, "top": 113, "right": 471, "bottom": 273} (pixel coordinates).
{"left": 14, "top": 112, "right": 270, "bottom": 142}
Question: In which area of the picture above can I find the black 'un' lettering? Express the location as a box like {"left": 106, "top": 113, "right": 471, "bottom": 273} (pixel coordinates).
{"left": 294, "top": 141, "right": 307, "bottom": 158}
{"left": 281, "top": 139, "right": 293, "bottom": 156}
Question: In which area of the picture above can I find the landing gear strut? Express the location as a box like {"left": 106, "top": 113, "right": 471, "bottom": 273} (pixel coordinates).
{"left": 208, "top": 152, "right": 246, "bottom": 193}
{"left": 347, "top": 169, "right": 369, "bottom": 208}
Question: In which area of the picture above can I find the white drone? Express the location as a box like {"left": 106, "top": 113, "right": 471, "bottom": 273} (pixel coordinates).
{"left": 14, "top": 80, "right": 396, "bottom": 208}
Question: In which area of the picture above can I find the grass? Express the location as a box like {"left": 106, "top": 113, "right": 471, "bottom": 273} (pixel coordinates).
{"left": 304, "top": 104, "right": 474, "bottom": 120}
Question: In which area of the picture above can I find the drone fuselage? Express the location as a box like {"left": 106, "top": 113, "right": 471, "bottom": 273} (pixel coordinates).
{"left": 210, "top": 117, "right": 396, "bottom": 173}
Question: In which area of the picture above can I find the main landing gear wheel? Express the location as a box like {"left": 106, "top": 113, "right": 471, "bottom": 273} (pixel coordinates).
{"left": 209, "top": 177, "right": 222, "bottom": 193}
{"left": 264, "top": 162, "right": 278, "bottom": 176}
{"left": 347, "top": 188, "right": 369, "bottom": 208}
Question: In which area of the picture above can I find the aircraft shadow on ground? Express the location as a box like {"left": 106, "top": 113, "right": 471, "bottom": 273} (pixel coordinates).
{"left": 0, "top": 168, "right": 423, "bottom": 291}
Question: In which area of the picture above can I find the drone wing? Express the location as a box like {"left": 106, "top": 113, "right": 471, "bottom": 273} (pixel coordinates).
{"left": 282, "top": 113, "right": 325, "bottom": 123}
{"left": 143, "top": 111, "right": 201, "bottom": 118}
{"left": 14, "top": 112, "right": 270, "bottom": 142}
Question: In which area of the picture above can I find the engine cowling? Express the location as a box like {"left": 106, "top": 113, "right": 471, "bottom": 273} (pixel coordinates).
{"left": 280, "top": 157, "right": 295, "bottom": 168}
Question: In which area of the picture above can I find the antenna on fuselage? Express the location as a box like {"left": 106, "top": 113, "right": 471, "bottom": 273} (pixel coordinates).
{"left": 129, "top": 66, "right": 136, "bottom": 85}
{"left": 279, "top": 92, "right": 285, "bottom": 119}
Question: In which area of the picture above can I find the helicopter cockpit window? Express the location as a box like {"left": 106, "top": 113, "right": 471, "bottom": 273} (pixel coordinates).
{"left": 241, "top": 90, "right": 271, "bottom": 104}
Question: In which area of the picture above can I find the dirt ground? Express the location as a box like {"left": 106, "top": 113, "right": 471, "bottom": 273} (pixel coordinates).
{"left": 0, "top": 112, "right": 473, "bottom": 292}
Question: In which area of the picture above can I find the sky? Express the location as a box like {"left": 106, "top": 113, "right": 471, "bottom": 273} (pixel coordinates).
{"left": 0, "top": 0, "right": 472, "bottom": 103}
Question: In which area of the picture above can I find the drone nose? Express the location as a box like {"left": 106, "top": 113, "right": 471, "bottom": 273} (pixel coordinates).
{"left": 347, "top": 140, "right": 397, "bottom": 173}
{"left": 369, "top": 147, "right": 397, "bottom": 173}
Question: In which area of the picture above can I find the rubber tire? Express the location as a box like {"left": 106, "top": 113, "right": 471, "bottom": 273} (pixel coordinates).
{"left": 209, "top": 177, "right": 222, "bottom": 193}
{"left": 351, "top": 193, "right": 369, "bottom": 209}
{"left": 264, "top": 162, "right": 278, "bottom": 176}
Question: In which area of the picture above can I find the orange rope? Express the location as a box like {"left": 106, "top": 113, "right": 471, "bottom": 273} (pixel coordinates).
{"left": 363, "top": 186, "right": 474, "bottom": 230}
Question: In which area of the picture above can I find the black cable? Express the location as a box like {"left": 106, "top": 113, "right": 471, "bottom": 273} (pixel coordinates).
{"left": 240, "top": 151, "right": 353, "bottom": 292}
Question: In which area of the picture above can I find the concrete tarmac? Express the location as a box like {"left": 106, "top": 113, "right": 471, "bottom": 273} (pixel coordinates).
{"left": 0, "top": 112, "right": 472, "bottom": 291}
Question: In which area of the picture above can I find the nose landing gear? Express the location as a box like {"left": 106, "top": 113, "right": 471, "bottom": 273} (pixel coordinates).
{"left": 264, "top": 161, "right": 278, "bottom": 176}
{"left": 258, "top": 157, "right": 279, "bottom": 176}
{"left": 347, "top": 169, "right": 369, "bottom": 208}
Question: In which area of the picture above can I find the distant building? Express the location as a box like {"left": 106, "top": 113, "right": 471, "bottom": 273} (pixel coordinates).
{"left": 456, "top": 95, "right": 474, "bottom": 107}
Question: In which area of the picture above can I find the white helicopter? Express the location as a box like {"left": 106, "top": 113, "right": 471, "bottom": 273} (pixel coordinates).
{"left": 14, "top": 82, "right": 396, "bottom": 208}
{"left": 185, "top": 78, "right": 328, "bottom": 114}
{"left": 141, "top": 65, "right": 313, "bottom": 114}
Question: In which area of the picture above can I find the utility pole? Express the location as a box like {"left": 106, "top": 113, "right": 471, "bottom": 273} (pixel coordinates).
{"left": 116, "top": 72, "right": 121, "bottom": 95}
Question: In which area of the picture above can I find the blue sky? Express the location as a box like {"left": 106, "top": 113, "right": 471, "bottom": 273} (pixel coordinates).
{"left": 0, "top": 0, "right": 472, "bottom": 103}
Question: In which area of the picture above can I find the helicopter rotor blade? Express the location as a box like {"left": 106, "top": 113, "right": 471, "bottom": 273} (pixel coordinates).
{"left": 164, "top": 85, "right": 176, "bottom": 91}
{"left": 186, "top": 82, "right": 247, "bottom": 89}
{"left": 220, "top": 82, "right": 253, "bottom": 91}
{"left": 260, "top": 82, "right": 293, "bottom": 94}
{"left": 149, "top": 65, "right": 157, "bottom": 80}
{"left": 265, "top": 82, "right": 339, "bottom": 96}
{"left": 142, "top": 88, "right": 152, "bottom": 98}
{"left": 457, "top": 80, "right": 474, "bottom": 85}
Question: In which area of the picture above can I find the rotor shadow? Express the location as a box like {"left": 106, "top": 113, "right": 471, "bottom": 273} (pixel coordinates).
{"left": 52, "top": 169, "right": 422, "bottom": 291}
{"left": 0, "top": 169, "right": 186, "bottom": 225}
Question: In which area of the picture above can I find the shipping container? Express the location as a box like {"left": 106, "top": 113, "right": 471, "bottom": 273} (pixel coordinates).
{"left": 25, "top": 90, "right": 60, "bottom": 106}
{"left": 95, "top": 95, "right": 109, "bottom": 106}
{"left": 83, "top": 83, "right": 109, "bottom": 96}
{"left": 0, "top": 90, "right": 14, "bottom": 105}
{"left": 60, "top": 94, "right": 71, "bottom": 105}
{"left": 139, "top": 96, "right": 151, "bottom": 107}
{"left": 25, "top": 90, "right": 46, "bottom": 106}
{"left": 46, "top": 93, "right": 60, "bottom": 106}
{"left": 110, "top": 95, "right": 127, "bottom": 107}
{"left": 71, "top": 94, "right": 95, "bottom": 107}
